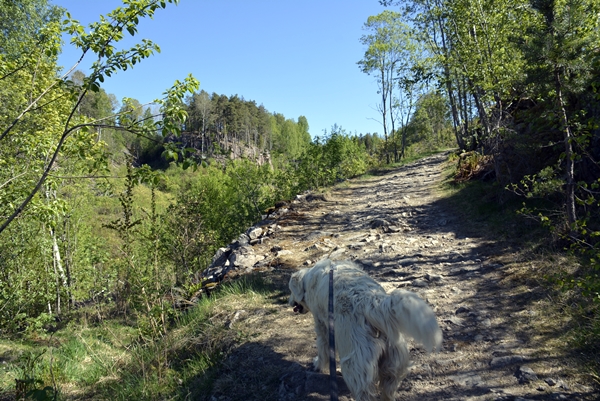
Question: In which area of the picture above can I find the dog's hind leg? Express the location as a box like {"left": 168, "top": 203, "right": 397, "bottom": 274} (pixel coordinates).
{"left": 312, "top": 318, "right": 329, "bottom": 372}
{"left": 378, "top": 339, "right": 410, "bottom": 401}
{"left": 338, "top": 333, "right": 382, "bottom": 401}
{"left": 340, "top": 354, "right": 378, "bottom": 401}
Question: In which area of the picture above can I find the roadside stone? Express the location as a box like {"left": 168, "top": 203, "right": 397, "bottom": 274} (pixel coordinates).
{"left": 545, "top": 378, "right": 557, "bottom": 386}
{"left": 209, "top": 247, "right": 232, "bottom": 268}
{"left": 230, "top": 253, "right": 264, "bottom": 269}
{"left": 455, "top": 306, "right": 469, "bottom": 314}
{"left": 237, "top": 245, "right": 254, "bottom": 255}
{"left": 247, "top": 227, "right": 263, "bottom": 240}
{"left": 237, "top": 233, "right": 250, "bottom": 247}
{"left": 276, "top": 250, "right": 293, "bottom": 257}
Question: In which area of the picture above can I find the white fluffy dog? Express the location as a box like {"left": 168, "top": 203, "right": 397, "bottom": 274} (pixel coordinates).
{"left": 289, "top": 259, "right": 443, "bottom": 401}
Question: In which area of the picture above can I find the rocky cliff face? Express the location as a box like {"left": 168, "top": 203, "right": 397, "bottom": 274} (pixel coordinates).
{"left": 167, "top": 132, "right": 272, "bottom": 166}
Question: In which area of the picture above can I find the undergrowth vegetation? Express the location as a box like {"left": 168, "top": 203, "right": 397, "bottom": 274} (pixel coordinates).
{"left": 444, "top": 156, "right": 600, "bottom": 380}
{"left": 0, "top": 274, "right": 281, "bottom": 400}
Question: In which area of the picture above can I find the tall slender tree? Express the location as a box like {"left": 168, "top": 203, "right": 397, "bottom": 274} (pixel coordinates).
{"left": 358, "top": 10, "right": 406, "bottom": 163}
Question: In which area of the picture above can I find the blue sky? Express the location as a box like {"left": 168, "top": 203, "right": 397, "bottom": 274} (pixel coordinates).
{"left": 52, "top": 0, "right": 389, "bottom": 138}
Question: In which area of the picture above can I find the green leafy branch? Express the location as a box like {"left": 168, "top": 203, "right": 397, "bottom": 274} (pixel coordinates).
{"left": 0, "top": 1, "right": 197, "bottom": 236}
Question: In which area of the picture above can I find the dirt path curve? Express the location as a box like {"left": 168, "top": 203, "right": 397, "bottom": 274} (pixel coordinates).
{"left": 206, "top": 152, "right": 596, "bottom": 401}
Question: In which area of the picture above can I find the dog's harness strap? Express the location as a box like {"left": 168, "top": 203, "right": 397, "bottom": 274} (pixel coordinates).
{"left": 328, "top": 267, "right": 338, "bottom": 401}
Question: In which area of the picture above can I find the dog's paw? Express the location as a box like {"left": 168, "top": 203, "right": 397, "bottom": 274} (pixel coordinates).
{"left": 311, "top": 356, "right": 326, "bottom": 372}
{"left": 311, "top": 356, "right": 320, "bottom": 371}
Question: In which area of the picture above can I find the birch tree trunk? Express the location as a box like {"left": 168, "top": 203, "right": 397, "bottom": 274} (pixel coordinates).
{"left": 50, "top": 228, "right": 68, "bottom": 315}
{"left": 555, "top": 68, "right": 577, "bottom": 226}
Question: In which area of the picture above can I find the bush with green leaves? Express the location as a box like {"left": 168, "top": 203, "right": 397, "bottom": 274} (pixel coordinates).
{"left": 296, "top": 126, "right": 373, "bottom": 190}
{"left": 0, "top": 0, "right": 200, "bottom": 331}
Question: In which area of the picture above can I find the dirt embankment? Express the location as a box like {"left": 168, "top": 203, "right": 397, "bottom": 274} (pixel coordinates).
{"left": 203, "top": 152, "right": 598, "bottom": 401}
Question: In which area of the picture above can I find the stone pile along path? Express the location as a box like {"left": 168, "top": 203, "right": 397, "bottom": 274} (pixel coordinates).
{"left": 206, "top": 152, "right": 598, "bottom": 401}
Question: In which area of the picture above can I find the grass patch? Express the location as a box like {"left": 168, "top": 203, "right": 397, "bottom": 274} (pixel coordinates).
{"left": 0, "top": 274, "right": 282, "bottom": 400}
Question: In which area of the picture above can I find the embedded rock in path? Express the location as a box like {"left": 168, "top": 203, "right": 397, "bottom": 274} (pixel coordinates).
{"left": 411, "top": 278, "right": 429, "bottom": 288}
{"left": 515, "top": 365, "right": 538, "bottom": 384}
{"left": 455, "top": 306, "right": 469, "bottom": 314}
{"left": 490, "top": 355, "right": 526, "bottom": 368}
{"left": 449, "top": 372, "right": 485, "bottom": 388}
{"left": 425, "top": 273, "right": 443, "bottom": 283}
{"left": 370, "top": 218, "right": 391, "bottom": 229}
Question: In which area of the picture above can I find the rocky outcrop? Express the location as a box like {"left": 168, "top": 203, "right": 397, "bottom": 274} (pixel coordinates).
{"left": 198, "top": 192, "right": 329, "bottom": 290}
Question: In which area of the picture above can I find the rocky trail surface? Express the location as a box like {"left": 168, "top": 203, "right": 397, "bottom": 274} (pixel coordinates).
{"left": 202, "top": 152, "right": 598, "bottom": 401}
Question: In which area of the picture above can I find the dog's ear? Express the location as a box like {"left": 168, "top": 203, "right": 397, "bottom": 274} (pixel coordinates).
{"left": 289, "top": 269, "right": 306, "bottom": 304}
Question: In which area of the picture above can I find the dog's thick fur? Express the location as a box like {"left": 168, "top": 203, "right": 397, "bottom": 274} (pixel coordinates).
{"left": 289, "top": 259, "right": 443, "bottom": 401}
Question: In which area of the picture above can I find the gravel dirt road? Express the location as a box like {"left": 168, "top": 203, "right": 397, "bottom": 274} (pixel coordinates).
{"left": 204, "top": 152, "right": 598, "bottom": 401}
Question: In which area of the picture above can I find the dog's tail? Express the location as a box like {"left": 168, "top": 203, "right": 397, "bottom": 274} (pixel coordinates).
{"left": 370, "top": 289, "right": 443, "bottom": 352}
